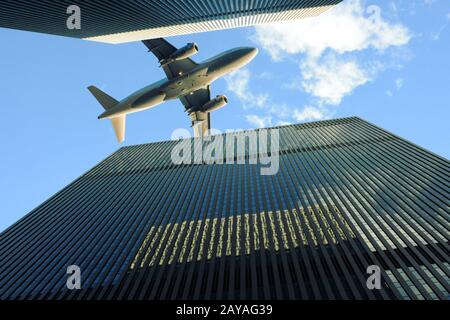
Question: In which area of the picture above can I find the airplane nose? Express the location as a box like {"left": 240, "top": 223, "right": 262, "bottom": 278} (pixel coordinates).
{"left": 244, "top": 47, "right": 258, "bottom": 59}
{"left": 238, "top": 47, "right": 258, "bottom": 64}
{"left": 222, "top": 47, "right": 259, "bottom": 72}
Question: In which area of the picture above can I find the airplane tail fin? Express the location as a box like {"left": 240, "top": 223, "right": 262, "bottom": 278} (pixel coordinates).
{"left": 111, "top": 115, "right": 126, "bottom": 143}
{"left": 88, "top": 86, "right": 125, "bottom": 143}
{"left": 88, "top": 85, "right": 118, "bottom": 110}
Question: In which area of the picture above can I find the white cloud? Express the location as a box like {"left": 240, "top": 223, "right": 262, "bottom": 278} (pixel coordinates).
{"left": 300, "top": 55, "right": 372, "bottom": 105}
{"left": 396, "top": 78, "right": 404, "bottom": 90}
{"left": 229, "top": 1, "right": 413, "bottom": 127}
{"left": 225, "top": 69, "right": 318, "bottom": 127}
{"left": 293, "top": 106, "right": 326, "bottom": 122}
{"left": 258, "top": 71, "right": 275, "bottom": 80}
{"left": 276, "top": 120, "right": 292, "bottom": 126}
{"left": 431, "top": 12, "right": 450, "bottom": 40}
{"left": 386, "top": 77, "right": 405, "bottom": 97}
{"left": 245, "top": 114, "right": 272, "bottom": 128}
{"left": 225, "top": 69, "right": 295, "bottom": 127}
{"left": 224, "top": 69, "right": 268, "bottom": 109}
{"left": 252, "top": 0, "right": 411, "bottom": 109}
{"left": 253, "top": 0, "right": 411, "bottom": 60}
{"left": 423, "top": 0, "right": 436, "bottom": 6}
{"left": 225, "top": 69, "right": 248, "bottom": 97}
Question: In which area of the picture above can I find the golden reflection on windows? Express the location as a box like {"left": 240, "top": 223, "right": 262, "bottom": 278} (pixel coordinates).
{"left": 130, "top": 205, "right": 355, "bottom": 269}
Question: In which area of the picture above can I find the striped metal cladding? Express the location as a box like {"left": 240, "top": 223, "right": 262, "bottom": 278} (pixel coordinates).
{"left": 0, "top": 0, "right": 342, "bottom": 43}
{"left": 0, "top": 117, "right": 448, "bottom": 300}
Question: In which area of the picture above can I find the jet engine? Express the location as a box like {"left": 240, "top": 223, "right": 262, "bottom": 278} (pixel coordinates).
{"left": 201, "top": 95, "right": 228, "bottom": 113}
{"left": 161, "top": 43, "right": 199, "bottom": 66}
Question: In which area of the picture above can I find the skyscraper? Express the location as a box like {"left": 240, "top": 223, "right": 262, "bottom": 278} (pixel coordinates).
{"left": 0, "top": 0, "right": 343, "bottom": 43}
{"left": 0, "top": 117, "right": 448, "bottom": 300}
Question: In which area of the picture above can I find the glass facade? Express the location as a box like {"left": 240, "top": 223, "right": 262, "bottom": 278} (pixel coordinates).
{"left": 0, "top": 117, "right": 448, "bottom": 300}
{"left": 0, "top": 0, "right": 343, "bottom": 43}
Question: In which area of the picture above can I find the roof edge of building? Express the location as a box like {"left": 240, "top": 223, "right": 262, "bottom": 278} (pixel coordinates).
{"left": 83, "top": 5, "right": 337, "bottom": 44}
{"left": 118, "top": 116, "right": 360, "bottom": 151}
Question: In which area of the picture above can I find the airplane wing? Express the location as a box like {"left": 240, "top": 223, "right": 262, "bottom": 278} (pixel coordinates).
{"left": 180, "top": 87, "right": 211, "bottom": 138}
{"left": 142, "top": 38, "right": 198, "bottom": 79}
{"left": 143, "top": 38, "right": 211, "bottom": 137}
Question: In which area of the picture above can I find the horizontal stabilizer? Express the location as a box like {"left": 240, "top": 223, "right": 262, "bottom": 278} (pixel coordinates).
{"left": 111, "top": 115, "right": 126, "bottom": 143}
{"left": 88, "top": 85, "right": 118, "bottom": 110}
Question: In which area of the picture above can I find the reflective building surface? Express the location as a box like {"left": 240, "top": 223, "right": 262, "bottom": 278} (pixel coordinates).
{"left": 0, "top": 117, "right": 448, "bottom": 300}
{"left": 0, "top": 0, "right": 342, "bottom": 43}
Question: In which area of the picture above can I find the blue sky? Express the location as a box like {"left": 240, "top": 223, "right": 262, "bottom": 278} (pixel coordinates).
{"left": 0, "top": 0, "right": 449, "bottom": 232}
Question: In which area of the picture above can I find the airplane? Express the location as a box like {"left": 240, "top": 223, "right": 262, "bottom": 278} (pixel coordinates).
{"left": 88, "top": 38, "right": 258, "bottom": 143}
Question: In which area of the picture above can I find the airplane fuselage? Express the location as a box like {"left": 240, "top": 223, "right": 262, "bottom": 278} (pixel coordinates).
{"left": 98, "top": 47, "right": 258, "bottom": 119}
